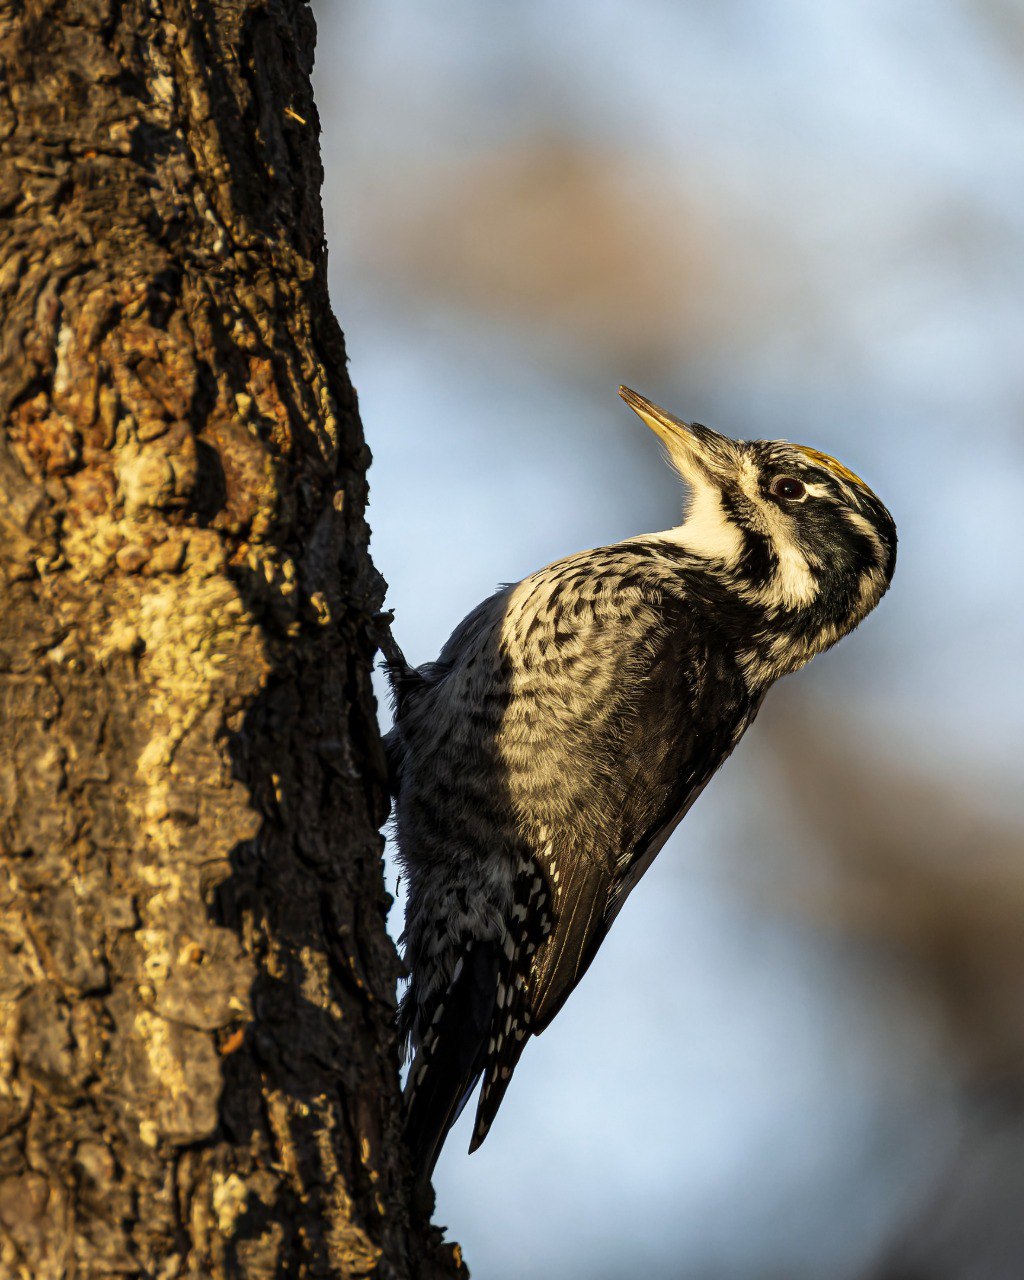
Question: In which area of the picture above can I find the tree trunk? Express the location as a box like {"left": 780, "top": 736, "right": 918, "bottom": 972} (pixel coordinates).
{"left": 0, "top": 2, "right": 462, "bottom": 1276}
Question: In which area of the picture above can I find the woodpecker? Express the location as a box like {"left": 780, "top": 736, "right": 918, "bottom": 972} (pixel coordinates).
{"left": 385, "top": 386, "right": 896, "bottom": 1179}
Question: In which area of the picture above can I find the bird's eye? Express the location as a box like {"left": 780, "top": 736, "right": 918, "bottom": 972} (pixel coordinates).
{"left": 769, "top": 476, "right": 807, "bottom": 502}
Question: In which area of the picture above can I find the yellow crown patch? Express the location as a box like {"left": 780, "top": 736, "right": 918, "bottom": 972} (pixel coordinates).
{"left": 794, "top": 445, "right": 869, "bottom": 491}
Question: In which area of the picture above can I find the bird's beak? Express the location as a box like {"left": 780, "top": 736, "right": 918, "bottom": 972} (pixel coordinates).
{"left": 618, "top": 386, "right": 735, "bottom": 485}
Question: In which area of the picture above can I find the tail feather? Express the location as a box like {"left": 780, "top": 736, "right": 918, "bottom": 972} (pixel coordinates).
{"left": 403, "top": 940, "right": 500, "bottom": 1179}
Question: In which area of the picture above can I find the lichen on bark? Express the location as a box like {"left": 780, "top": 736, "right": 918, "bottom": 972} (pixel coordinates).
{"left": 0, "top": 2, "right": 463, "bottom": 1276}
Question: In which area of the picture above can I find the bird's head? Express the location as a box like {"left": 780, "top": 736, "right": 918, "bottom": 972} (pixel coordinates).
{"left": 620, "top": 386, "right": 897, "bottom": 676}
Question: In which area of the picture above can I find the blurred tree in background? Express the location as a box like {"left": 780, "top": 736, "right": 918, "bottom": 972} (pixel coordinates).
{"left": 0, "top": 3, "right": 458, "bottom": 1276}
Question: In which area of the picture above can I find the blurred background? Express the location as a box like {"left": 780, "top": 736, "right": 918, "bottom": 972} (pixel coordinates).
{"left": 310, "top": 3, "right": 1024, "bottom": 1276}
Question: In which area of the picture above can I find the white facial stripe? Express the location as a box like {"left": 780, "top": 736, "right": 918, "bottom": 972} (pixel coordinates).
{"left": 736, "top": 461, "right": 818, "bottom": 608}
{"left": 770, "top": 539, "right": 817, "bottom": 606}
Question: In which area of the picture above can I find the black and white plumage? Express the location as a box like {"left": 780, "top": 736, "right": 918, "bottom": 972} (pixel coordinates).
{"left": 386, "top": 387, "right": 897, "bottom": 1179}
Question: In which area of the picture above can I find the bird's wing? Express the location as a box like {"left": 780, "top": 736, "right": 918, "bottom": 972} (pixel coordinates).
{"left": 406, "top": 851, "right": 559, "bottom": 1166}
{"left": 539, "top": 613, "right": 748, "bottom": 1021}
{"left": 470, "top": 606, "right": 753, "bottom": 1147}
{"left": 467, "top": 853, "right": 560, "bottom": 1150}
{"left": 471, "top": 839, "right": 609, "bottom": 1152}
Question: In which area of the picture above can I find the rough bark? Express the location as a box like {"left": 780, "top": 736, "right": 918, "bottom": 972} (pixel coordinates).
{"left": 0, "top": 2, "right": 463, "bottom": 1276}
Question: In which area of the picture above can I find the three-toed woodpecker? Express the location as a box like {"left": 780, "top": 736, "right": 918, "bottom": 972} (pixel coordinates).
{"left": 384, "top": 386, "right": 897, "bottom": 1178}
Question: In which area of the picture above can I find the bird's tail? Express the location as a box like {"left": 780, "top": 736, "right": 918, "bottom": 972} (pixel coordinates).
{"left": 403, "top": 939, "right": 500, "bottom": 1180}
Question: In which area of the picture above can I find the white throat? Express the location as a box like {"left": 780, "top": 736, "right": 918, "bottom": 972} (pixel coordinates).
{"left": 653, "top": 482, "right": 744, "bottom": 565}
